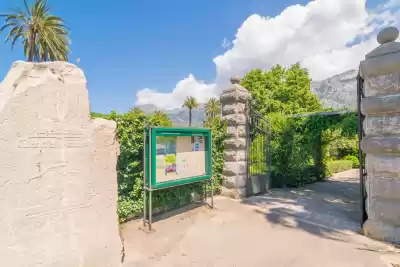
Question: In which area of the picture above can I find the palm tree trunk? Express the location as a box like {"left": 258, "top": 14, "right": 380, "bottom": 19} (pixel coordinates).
{"left": 189, "top": 108, "right": 192, "bottom": 127}
{"left": 28, "top": 32, "right": 36, "bottom": 62}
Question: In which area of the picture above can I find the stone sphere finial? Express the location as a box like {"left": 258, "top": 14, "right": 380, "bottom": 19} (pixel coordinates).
{"left": 377, "top": 27, "right": 399, "bottom": 45}
{"left": 230, "top": 76, "right": 241, "bottom": 84}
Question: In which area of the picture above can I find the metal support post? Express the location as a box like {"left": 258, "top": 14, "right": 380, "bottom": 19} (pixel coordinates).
{"left": 210, "top": 179, "right": 214, "bottom": 209}
{"left": 143, "top": 128, "right": 147, "bottom": 227}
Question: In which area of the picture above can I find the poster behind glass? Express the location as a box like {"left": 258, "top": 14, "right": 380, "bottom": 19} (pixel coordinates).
{"left": 155, "top": 135, "right": 206, "bottom": 183}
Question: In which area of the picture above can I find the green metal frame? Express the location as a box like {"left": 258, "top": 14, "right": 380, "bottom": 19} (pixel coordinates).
{"left": 145, "top": 127, "right": 212, "bottom": 189}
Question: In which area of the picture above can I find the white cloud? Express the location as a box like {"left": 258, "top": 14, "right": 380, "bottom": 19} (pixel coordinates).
{"left": 135, "top": 74, "right": 217, "bottom": 110}
{"left": 135, "top": 0, "right": 398, "bottom": 110}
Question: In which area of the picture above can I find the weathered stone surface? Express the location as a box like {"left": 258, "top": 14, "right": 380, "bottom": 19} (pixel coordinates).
{"left": 377, "top": 26, "right": 399, "bottom": 45}
{"left": 222, "top": 103, "right": 246, "bottom": 116}
{"left": 223, "top": 161, "right": 247, "bottom": 176}
{"left": 220, "top": 85, "right": 251, "bottom": 103}
{"left": 365, "top": 27, "right": 400, "bottom": 60}
{"left": 366, "top": 154, "right": 400, "bottom": 178}
{"left": 368, "top": 177, "right": 400, "bottom": 200}
{"left": 222, "top": 174, "right": 247, "bottom": 189}
{"left": 223, "top": 114, "right": 247, "bottom": 126}
{"left": 230, "top": 76, "right": 241, "bottom": 84}
{"left": 220, "top": 79, "right": 251, "bottom": 199}
{"left": 222, "top": 104, "right": 237, "bottom": 116}
{"left": 0, "top": 61, "right": 122, "bottom": 266}
{"left": 361, "top": 94, "right": 400, "bottom": 115}
{"left": 363, "top": 219, "right": 400, "bottom": 244}
{"left": 224, "top": 138, "right": 247, "bottom": 149}
{"left": 226, "top": 126, "right": 246, "bottom": 138}
{"left": 361, "top": 136, "right": 400, "bottom": 154}
{"left": 224, "top": 149, "right": 246, "bottom": 161}
{"left": 365, "top": 42, "right": 400, "bottom": 60}
{"left": 361, "top": 52, "right": 400, "bottom": 77}
{"left": 226, "top": 126, "right": 237, "bottom": 138}
{"left": 364, "top": 73, "right": 400, "bottom": 97}
{"left": 368, "top": 197, "right": 400, "bottom": 226}
{"left": 361, "top": 27, "right": 400, "bottom": 244}
{"left": 224, "top": 150, "right": 236, "bottom": 161}
{"left": 363, "top": 115, "right": 400, "bottom": 136}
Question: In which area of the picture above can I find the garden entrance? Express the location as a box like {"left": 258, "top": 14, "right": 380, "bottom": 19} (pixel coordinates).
{"left": 246, "top": 101, "right": 272, "bottom": 196}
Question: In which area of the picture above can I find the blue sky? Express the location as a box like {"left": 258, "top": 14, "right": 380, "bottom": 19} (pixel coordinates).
{"left": 0, "top": 0, "right": 396, "bottom": 113}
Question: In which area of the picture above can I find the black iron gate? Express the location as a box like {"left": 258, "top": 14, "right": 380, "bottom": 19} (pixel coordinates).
{"left": 357, "top": 72, "right": 368, "bottom": 226}
{"left": 246, "top": 101, "right": 271, "bottom": 196}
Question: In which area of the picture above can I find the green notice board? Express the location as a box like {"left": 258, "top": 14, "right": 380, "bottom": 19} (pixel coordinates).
{"left": 145, "top": 127, "right": 212, "bottom": 189}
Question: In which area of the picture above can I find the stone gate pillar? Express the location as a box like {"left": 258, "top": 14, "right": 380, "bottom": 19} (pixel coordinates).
{"left": 220, "top": 77, "right": 250, "bottom": 199}
{"left": 360, "top": 27, "right": 400, "bottom": 244}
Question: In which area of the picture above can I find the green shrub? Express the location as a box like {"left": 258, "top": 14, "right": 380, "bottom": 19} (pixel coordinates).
{"left": 95, "top": 110, "right": 227, "bottom": 222}
{"left": 326, "top": 160, "right": 353, "bottom": 177}
{"left": 342, "top": 155, "right": 359, "bottom": 168}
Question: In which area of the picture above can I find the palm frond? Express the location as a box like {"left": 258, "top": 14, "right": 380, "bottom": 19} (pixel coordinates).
{"left": 183, "top": 96, "right": 200, "bottom": 110}
{"left": 0, "top": 0, "right": 70, "bottom": 62}
{"left": 205, "top": 97, "right": 221, "bottom": 119}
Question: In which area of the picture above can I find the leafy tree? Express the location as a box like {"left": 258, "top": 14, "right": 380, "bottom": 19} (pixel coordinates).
{"left": 205, "top": 97, "right": 221, "bottom": 120}
{"left": 182, "top": 96, "right": 199, "bottom": 127}
{"left": 241, "top": 63, "right": 322, "bottom": 116}
{"left": 0, "top": 0, "right": 70, "bottom": 62}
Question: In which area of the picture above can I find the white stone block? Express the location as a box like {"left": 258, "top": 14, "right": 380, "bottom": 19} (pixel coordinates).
{"left": 0, "top": 61, "right": 122, "bottom": 267}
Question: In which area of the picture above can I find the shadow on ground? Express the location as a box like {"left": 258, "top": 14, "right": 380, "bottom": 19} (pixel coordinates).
{"left": 242, "top": 169, "right": 363, "bottom": 242}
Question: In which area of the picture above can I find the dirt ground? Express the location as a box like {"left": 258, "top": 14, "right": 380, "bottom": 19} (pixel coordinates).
{"left": 121, "top": 169, "right": 400, "bottom": 267}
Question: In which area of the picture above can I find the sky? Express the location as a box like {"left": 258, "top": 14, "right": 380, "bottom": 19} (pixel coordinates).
{"left": 0, "top": 0, "right": 399, "bottom": 113}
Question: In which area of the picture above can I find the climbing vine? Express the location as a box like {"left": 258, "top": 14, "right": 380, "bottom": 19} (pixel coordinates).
{"left": 92, "top": 110, "right": 227, "bottom": 222}
{"left": 269, "top": 111, "right": 358, "bottom": 186}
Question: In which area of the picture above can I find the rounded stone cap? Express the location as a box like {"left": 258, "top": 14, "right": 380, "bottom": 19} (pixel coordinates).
{"left": 377, "top": 27, "right": 399, "bottom": 45}
{"left": 230, "top": 76, "right": 241, "bottom": 84}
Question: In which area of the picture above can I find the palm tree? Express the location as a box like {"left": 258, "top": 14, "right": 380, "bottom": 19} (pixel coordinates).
{"left": 182, "top": 96, "right": 199, "bottom": 127}
{"left": 205, "top": 97, "right": 221, "bottom": 120}
{"left": 129, "top": 107, "right": 143, "bottom": 114}
{"left": 152, "top": 110, "right": 171, "bottom": 126}
{"left": 0, "top": 0, "right": 70, "bottom": 62}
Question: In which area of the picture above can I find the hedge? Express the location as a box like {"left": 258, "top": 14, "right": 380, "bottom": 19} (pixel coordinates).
{"left": 92, "top": 111, "right": 227, "bottom": 222}
{"left": 267, "top": 111, "right": 358, "bottom": 187}
{"left": 342, "top": 155, "right": 360, "bottom": 168}
{"left": 326, "top": 160, "right": 354, "bottom": 176}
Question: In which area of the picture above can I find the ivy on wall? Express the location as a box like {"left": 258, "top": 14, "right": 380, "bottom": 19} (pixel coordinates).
{"left": 92, "top": 111, "right": 227, "bottom": 222}
{"left": 268, "top": 111, "right": 359, "bottom": 187}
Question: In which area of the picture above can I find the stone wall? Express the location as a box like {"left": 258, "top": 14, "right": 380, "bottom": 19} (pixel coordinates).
{"left": 220, "top": 77, "right": 250, "bottom": 199}
{"left": 360, "top": 27, "right": 400, "bottom": 244}
{"left": 0, "top": 61, "right": 123, "bottom": 266}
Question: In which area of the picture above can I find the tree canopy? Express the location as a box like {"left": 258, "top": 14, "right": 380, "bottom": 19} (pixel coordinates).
{"left": 241, "top": 63, "right": 322, "bottom": 116}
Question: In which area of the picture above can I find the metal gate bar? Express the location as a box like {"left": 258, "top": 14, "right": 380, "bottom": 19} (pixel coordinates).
{"left": 246, "top": 101, "right": 271, "bottom": 196}
{"left": 357, "top": 72, "right": 368, "bottom": 227}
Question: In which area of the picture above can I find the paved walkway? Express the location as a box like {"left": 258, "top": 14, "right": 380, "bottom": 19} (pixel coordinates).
{"left": 121, "top": 170, "right": 400, "bottom": 267}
